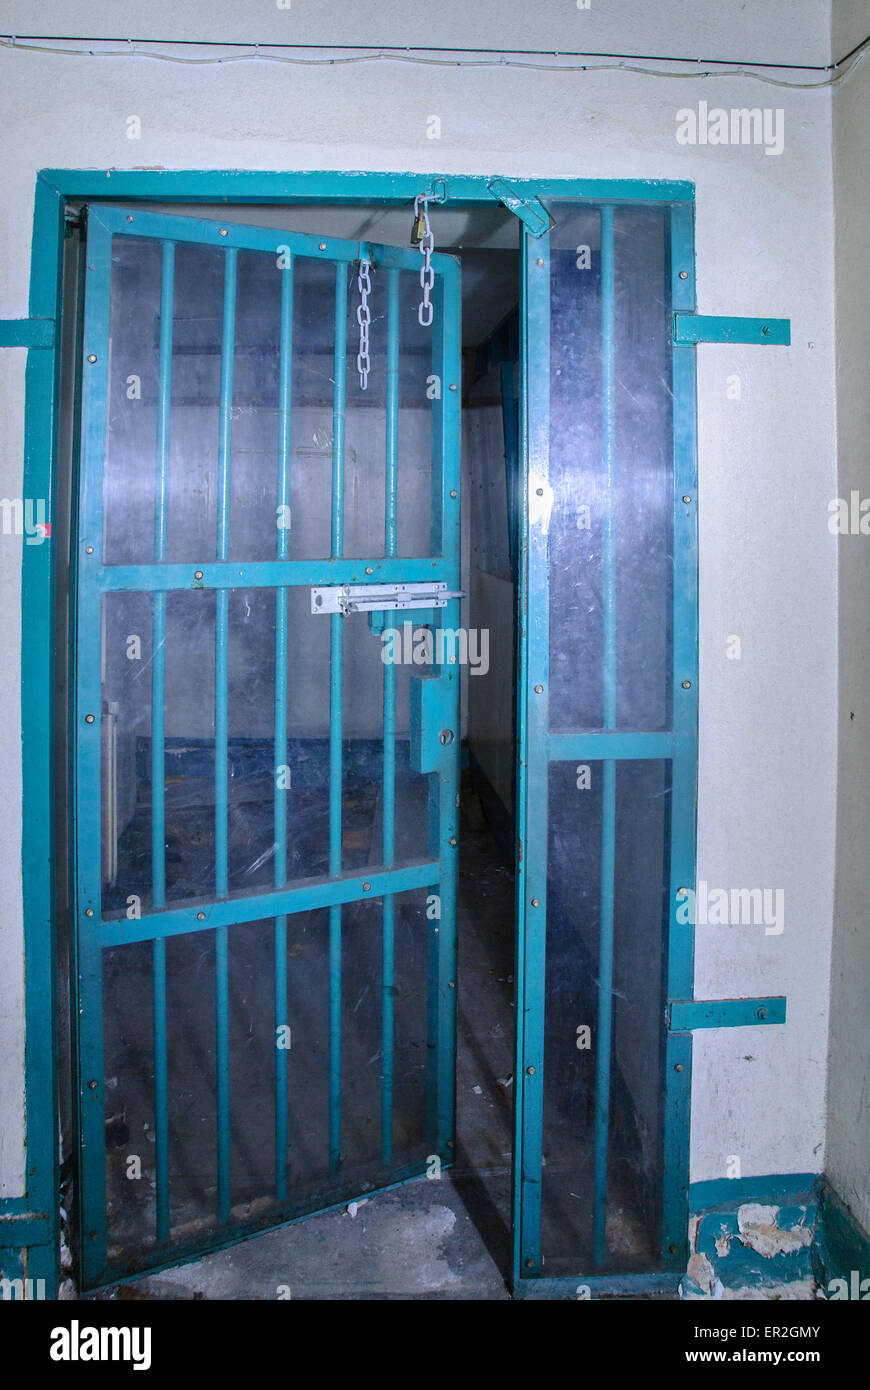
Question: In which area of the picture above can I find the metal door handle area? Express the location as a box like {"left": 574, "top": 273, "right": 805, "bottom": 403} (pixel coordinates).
{"left": 410, "top": 674, "right": 456, "bottom": 774}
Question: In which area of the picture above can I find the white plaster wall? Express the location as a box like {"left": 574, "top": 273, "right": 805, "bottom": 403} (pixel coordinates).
{"left": 826, "top": 0, "right": 870, "bottom": 1236}
{"left": 0, "top": 1, "right": 843, "bottom": 1198}
{"left": 831, "top": 0, "right": 870, "bottom": 55}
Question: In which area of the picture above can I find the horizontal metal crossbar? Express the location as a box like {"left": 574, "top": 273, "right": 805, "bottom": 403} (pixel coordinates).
{"left": 547, "top": 731, "right": 674, "bottom": 761}
{"left": 89, "top": 205, "right": 434, "bottom": 276}
{"left": 89, "top": 558, "right": 449, "bottom": 592}
{"left": 40, "top": 169, "right": 696, "bottom": 205}
{"left": 92, "top": 858, "right": 442, "bottom": 947}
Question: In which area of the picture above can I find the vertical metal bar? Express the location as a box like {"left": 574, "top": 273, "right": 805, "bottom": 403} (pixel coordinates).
{"left": 380, "top": 900, "right": 395, "bottom": 1166}
{"left": 152, "top": 940, "right": 169, "bottom": 1240}
{"left": 274, "top": 256, "right": 293, "bottom": 1203}
{"left": 152, "top": 246, "right": 172, "bottom": 900}
{"left": 511, "top": 239, "right": 532, "bottom": 1291}
{"left": 593, "top": 205, "right": 617, "bottom": 1265}
{"left": 601, "top": 205, "right": 617, "bottom": 735}
{"left": 328, "top": 264, "right": 347, "bottom": 1177}
{"left": 662, "top": 202, "right": 699, "bottom": 1262}
{"left": 425, "top": 274, "right": 446, "bottom": 1149}
{"left": 500, "top": 359, "right": 520, "bottom": 574}
{"left": 215, "top": 248, "right": 236, "bottom": 889}
{"left": 75, "top": 210, "right": 113, "bottom": 1286}
{"left": 215, "top": 247, "right": 237, "bottom": 1222}
{"left": 56, "top": 219, "right": 88, "bottom": 1291}
{"left": 153, "top": 241, "right": 174, "bottom": 572}
{"left": 328, "top": 601, "right": 342, "bottom": 1182}
{"left": 215, "top": 923, "right": 230, "bottom": 1222}
{"left": 593, "top": 760, "right": 616, "bottom": 1263}
{"left": 152, "top": 239, "right": 174, "bottom": 1243}
{"left": 332, "top": 267, "right": 347, "bottom": 557}
{"left": 429, "top": 262, "right": 461, "bottom": 1161}
{"left": 514, "top": 232, "right": 550, "bottom": 1282}
{"left": 381, "top": 269, "right": 400, "bottom": 1164}
{"left": 384, "top": 267, "right": 400, "bottom": 554}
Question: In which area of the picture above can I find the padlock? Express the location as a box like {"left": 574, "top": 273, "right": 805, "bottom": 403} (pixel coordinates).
{"left": 411, "top": 207, "right": 427, "bottom": 245}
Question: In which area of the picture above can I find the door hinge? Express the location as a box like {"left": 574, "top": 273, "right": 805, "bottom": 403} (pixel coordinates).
{"left": 673, "top": 313, "right": 790, "bottom": 345}
{"left": 668, "top": 996, "right": 787, "bottom": 1031}
{"left": 311, "top": 582, "right": 464, "bottom": 615}
{"left": 487, "top": 179, "right": 553, "bottom": 238}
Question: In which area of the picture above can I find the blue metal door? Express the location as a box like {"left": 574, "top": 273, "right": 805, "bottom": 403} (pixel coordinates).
{"left": 74, "top": 206, "right": 461, "bottom": 1286}
{"left": 512, "top": 201, "right": 698, "bottom": 1291}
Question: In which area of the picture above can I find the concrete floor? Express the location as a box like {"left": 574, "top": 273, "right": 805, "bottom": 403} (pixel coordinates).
{"left": 90, "top": 822, "right": 517, "bottom": 1300}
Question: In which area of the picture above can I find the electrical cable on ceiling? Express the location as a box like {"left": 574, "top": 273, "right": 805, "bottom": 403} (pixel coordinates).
{"left": 0, "top": 33, "right": 867, "bottom": 89}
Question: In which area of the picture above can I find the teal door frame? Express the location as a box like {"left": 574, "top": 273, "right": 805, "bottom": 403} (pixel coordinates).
{"left": 13, "top": 168, "right": 702, "bottom": 1297}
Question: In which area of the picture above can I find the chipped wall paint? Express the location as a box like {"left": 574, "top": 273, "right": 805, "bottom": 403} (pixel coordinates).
{"left": 684, "top": 1174, "right": 870, "bottom": 1301}
{"left": 682, "top": 1202, "right": 817, "bottom": 1299}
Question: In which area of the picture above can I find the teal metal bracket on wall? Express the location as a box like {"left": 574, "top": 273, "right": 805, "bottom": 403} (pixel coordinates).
{"left": 669, "top": 997, "right": 787, "bottom": 1031}
{"left": 673, "top": 313, "right": 791, "bottom": 346}
{"left": 0, "top": 318, "right": 55, "bottom": 348}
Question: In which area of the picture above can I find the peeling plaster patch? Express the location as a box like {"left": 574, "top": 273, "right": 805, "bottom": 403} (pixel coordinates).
{"left": 683, "top": 1202, "right": 818, "bottom": 1299}
{"left": 680, "top": 1272, "right": 818, "bottom": 1301}
{"left": 718, "top": 1277, "right": 817, "bottom": 1301}
{"left": 737, "top": 1204, "right": 813, "bottom": 1258}
{"left": 687, "top": 1251, "right": 717, "bottom": 1294}
{"left": 680, "top": 1260, "right": 724, "bottom": 1300}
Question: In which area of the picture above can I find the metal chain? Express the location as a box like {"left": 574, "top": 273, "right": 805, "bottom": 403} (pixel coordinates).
{"left": 356, "top": 256, "right": 371, "bottom": 390}
{"left": 415, "top": 194, "right": 435, "bottom": 327}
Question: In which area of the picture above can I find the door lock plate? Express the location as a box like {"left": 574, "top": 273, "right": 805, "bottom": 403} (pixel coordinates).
{"left": 311, "top": 582, "right": 463, "bottom": 615}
